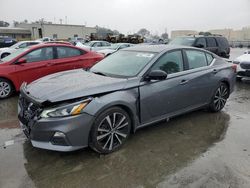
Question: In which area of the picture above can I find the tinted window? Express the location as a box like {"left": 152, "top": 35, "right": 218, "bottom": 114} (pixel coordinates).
{"left": 186, "top": 50, "right": 207, "bottom": 69}
{"left": 196, "top": 38, "right": 206, "bottom": 47}
{"left": 152, "top": 50, "right": 184, "bottom": 74}
{"left": 102, "top": 42, "right": 111, "bottom": 46}
{"left": 57, "top": 47, "right": 82, "bottom": 58}
{"left": 23, "top": 47, "right": 54, "bottom": 63}
{"left": 206, "top": 53, "right": 214, "bottom": 65}
{"left": 216, "top": 37, "right": 229, "bottom": 47}
{"left": 28, "top": 42, "right": 40, "bottom": 46}
{"left": 206, "top": 38, "right": 217, "bottom": 47}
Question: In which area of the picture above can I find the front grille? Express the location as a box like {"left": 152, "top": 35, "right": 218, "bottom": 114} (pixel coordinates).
{"left": 240, "top": 62, "right": 250, "bottom": 69}
{"left": 19, "top": 96, "right": 42, "bottom": 125}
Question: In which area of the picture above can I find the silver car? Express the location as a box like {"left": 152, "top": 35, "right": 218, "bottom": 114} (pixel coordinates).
{"left": 18, "top": 45, "right": 236, "bottom": 154}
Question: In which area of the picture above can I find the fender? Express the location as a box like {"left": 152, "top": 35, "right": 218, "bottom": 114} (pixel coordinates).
{"left": 84, "top": 88, "right": 140, "bottom": 132}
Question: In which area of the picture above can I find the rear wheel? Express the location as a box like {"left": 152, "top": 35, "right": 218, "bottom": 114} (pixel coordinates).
{"left": 0, "top": 78, "right": 14, "bottom": 99}
{"left": 89, "top": 107, "right": 131, "bottom": 154}
{"left": 209, "top": 83, "right": 229, "bottom": 112}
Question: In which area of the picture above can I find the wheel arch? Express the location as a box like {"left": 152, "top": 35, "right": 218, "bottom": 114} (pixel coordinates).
{"left": 0, "top": 76, "right": 16, "bottom": 92}
{"left": 1, "top": 52, "right": 11, "bottom": 59}
{"left": 85, "top": 90, "right": 140, "bottom": 133}
{"left": 220, "top": 79, "right": 230, "bottom": 98}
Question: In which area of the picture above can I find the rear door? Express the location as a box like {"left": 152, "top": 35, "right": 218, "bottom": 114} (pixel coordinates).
{"left": 14, "top": 47, "right": 55, "bottom": 86}
{"left": 182, "top": 49, "right": 218, "bottom": 106}
{"left": 46, "top": 46, "right": 89, "bottom": 74}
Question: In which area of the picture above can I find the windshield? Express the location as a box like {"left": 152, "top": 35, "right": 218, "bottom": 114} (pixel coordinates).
{"left": 169, "top": 37, "right": 195, "bottom": 46}
{"left": 9, "top": 42, "right": 22, "bottom": 49}
{"left": 1, "top": 48, "right": 29, "bottom": 62}
{"left": 90, "top": 51, "right": 156, "bottom": 77}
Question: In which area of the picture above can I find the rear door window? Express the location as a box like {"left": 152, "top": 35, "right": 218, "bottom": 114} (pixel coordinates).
{"left": 57, "top": 46, "right": 83, "bottom": 58}
{"left": 195, "top": 38, "right": 206, "bottom": 48}
{"left": 206, "top": 38, "right": 217, "bottom": 47}
{"left": 185, "top": 50, "right": 208, "bottom": 69}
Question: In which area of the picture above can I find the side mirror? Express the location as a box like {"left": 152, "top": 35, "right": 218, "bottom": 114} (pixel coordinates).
{"left": 195, "top": 44, "right": 204, "bottom": 48}
{"left": 146, "top": 70, "right": 167, "bottom": 81}
{"left": 16, "top": 58, "right": 27, "bottom": 64}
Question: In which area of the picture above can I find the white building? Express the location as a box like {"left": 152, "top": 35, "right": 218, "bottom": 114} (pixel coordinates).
{"left": 15, "top": 23, "right": 97, "bottom": 40}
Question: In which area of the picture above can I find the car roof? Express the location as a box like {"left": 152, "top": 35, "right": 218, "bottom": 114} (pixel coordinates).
{"left": 27, "top": 43, "right": 78, "bottom": 50}
{"left": 122, "top": 44, "right": 198, "bottom": 53}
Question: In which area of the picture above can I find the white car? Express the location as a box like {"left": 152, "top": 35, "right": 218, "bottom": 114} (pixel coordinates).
{"left": 76, "top": 40, "right": 111, "bottom": 51}
{"left": 0, "top": 41, "right": 41, "bottom": 59}
{"left": 233, "top": 50, "right": 250, "bottom": 80}
{"left": 97, "top": 43, "right": 134, "bottom": 56}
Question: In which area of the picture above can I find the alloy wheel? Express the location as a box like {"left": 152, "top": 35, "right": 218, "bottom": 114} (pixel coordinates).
{"left": 213, "top": 84, "right": 228, "bottom": 111}
{"left": 97, "top": 112, "right": 129, "bottom": 151}
{"left": 0, "top": 81, "right": 11, "bottom": 98}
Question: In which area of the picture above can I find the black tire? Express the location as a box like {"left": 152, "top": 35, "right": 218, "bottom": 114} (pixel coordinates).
{"left": 236, "top": 77, "right": 242, "bottom": 81}
{"left": 89, "top": 107, "right": 131, "bottom": 154}
{"left": 209, "top": 82, "right": 229, "bottom": 112}
{"left": 1, "top": 53, "right": 10, "bottom": 59}
{"left": 0, "top": 78, "right": 14, "bottom": 99}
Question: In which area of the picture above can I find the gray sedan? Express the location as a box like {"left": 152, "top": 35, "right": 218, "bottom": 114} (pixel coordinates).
{"left": 18, "top": 45, "right": 236, "bottom": 154}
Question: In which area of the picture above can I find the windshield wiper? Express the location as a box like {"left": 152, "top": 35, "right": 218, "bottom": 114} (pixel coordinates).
{"left": 91, "top": 71, "right": 108, "bottom": 76}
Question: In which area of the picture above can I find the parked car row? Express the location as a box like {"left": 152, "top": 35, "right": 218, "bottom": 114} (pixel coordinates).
{"left": 16, "top": 45, "right": 236, "bottom": 154}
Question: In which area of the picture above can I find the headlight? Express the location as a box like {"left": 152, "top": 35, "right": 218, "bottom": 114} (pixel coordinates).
{"left": 40, "top": 99, "right": 91, "bottom": 118}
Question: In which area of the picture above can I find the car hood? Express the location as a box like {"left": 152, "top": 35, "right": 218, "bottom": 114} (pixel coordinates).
{"left": 25, "top": 69, "right": 129, "bottom": 103}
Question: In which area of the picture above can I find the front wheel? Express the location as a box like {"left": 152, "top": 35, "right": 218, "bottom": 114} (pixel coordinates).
{"left": 89, "top": 107, "right": 131, "bottom": 154}
{"left": 0, "top": 78, "right": 14, "bottom": 99}
{"left": 209, "top": 83, "right": 229, "bottom": 112}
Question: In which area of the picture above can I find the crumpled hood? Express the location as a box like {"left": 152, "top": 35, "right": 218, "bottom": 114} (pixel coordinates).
{"left": 25, "top": 69, "right": 128, "bottom": 103}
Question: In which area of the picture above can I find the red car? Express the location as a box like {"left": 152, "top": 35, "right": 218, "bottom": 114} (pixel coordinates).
{"left": 0, "top": 43, "right": 104, "bottom": 99}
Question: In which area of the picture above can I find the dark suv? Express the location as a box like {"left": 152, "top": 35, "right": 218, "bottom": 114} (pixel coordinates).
{"left": 170, "top": 35, "right": 230, "bottom": 58}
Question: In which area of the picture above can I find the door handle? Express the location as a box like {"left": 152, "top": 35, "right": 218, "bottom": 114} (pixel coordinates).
{"left": 180, "top": 79, "right": 189, "bottom": 85}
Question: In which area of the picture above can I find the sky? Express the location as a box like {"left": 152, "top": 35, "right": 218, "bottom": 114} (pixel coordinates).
{"left": 1, "top": 0, "right": 250, "bottom": 35}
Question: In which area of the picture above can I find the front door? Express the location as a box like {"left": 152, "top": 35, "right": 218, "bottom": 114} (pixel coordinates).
{"left": 139, "top": 50, "right": 192, "bottom": 124}
{"left": 14, "top": 47, "right": 54, "bottom": 87}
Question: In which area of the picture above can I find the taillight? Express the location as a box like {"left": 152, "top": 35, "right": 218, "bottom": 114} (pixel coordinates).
{"left": 231, "top": 64, "right": 237, "bottom": 73}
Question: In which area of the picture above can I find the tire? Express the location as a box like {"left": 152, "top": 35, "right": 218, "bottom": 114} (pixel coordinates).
{"left": 236, "top": 77, "right": 242, "bottom": 81}
{"left": 209, "top": 83, "right": 229, "bottom": 112}
{"left": 89, "top": 107, "right": 131, "bottom": 154}
{"left": 1, "top": 53, "right": 10, "bottom": 59}
{"left": 0, "top": 78, "right": 14, "bottom": 99}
